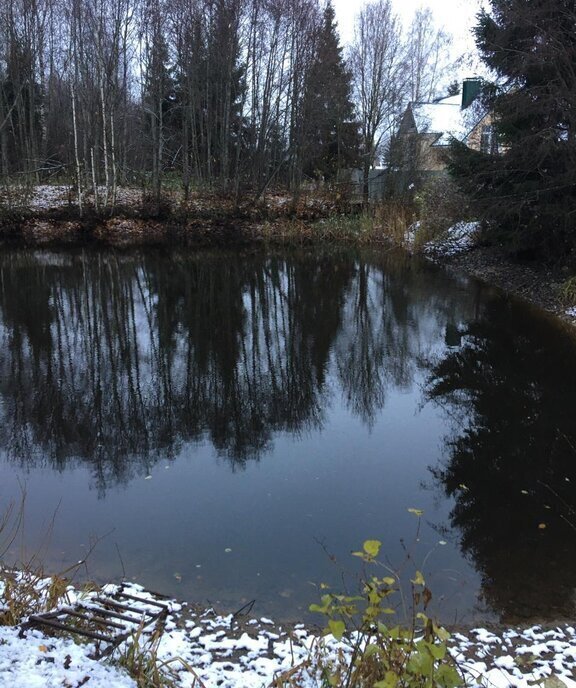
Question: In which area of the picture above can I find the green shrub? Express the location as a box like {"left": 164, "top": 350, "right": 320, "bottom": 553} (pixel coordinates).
{"left": 308, "top": 537, "right": 463, "bottom": 688}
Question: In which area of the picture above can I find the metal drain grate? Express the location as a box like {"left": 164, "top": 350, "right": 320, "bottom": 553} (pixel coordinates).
{"left": 21, "top": 585, "right": 169, "bottom": 658}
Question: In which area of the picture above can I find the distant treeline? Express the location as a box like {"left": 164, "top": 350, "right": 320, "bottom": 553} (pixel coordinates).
{"left": 0, "top": 0, "right": 451, "bottom": 206}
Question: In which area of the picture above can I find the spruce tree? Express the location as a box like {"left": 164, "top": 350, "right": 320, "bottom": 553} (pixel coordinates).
{"left": 302, "top": 2, "right": 359, "bottom": 181}
{"left": 448, "top": 0, "right": 576, "bottom": 259}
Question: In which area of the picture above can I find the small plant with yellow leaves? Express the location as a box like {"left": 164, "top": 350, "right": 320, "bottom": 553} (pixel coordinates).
{"left": 308, "top": 522, "right": 463, "bottom": 688}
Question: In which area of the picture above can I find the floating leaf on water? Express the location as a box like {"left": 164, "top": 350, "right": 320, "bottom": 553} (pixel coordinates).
{"left": 458, "top": 484, "right": 468, "bottom": 491}
{"left": 144, "top": 475, "right": 152, "bottom": 480}
{"left": 224, "top": 548, "right": 232, "bottom": 553}
{"left": 438, "top": 540, "right": 447, "bottom": 546}
{"left": 538, "top": 523, "right": 547, "bottom": 529}
{"left": 174, "top": 572, "right": 182, "bottom": 582}
{"left": 521, "top": 490, "right": 529, "bottom": 495}
{"left": 408, "top": 508, "right": 423, "bottom": 517}
{"left": 363, "top": 540, "right": 381, "bottom": 557}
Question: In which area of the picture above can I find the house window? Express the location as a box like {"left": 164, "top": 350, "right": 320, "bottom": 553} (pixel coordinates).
{"left": 480, "top": 125, "right": 497, "bottom": 154}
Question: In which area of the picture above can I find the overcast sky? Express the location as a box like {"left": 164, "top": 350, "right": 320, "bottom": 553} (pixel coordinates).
{"left": 332, "top": 0, "right": 483, "bottom": 71}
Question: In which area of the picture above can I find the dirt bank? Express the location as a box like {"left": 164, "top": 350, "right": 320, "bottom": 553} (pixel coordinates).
{"left": 430, "top": 244, "right": 576, "bottom": 330}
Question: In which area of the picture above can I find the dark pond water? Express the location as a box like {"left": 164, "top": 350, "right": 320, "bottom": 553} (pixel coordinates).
{"left": 1, "top": 246, "right": 576, "bottom": 625}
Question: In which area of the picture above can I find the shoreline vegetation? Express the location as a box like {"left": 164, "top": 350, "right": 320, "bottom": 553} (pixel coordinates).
{"left": 1, "top": 183, "right": 575, "bottom": 331}
{"left": 1, "top": 568, "right": 576, "bottom": 688}
{"left": 0, "top": 184, "right": 410, "bottom": 247}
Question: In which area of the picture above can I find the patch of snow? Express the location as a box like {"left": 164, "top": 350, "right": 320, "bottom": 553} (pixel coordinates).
{"left": 424, "top": 221, "right": 481, "bottom": 258}
{"left": 404, "top": 221, "right": 421, "bottom": 250}
{"left": 3, "top": 578, "right": 576, "bottom": 687}
{"left": 0, "top": 625, "right": 136, "bottom": 687}
{"left": 413, "top": 102, "right": 467, "bottom": 145}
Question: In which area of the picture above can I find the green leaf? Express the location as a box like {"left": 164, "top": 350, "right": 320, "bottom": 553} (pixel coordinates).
{"left": 407, "top": 648, "right": 433, "bottom": 676}
{"left": 309, "top": 603, "right": 326, "bottom": 614}
{"left": 436, "top": 663, "right": 463, "bottom": 688}
{"left": 363, "top": 540, "right": 382, "bottom": 557}
{"left": 433, "top": 622, "right": 451, "bottom": 642}
{"left": 428, "top": 642, "right": 447, "bottom": 660}
{"left": 364, "top": 643, "right": 382, "bottom": 658}
{"left": 328, "top": 619, "right": 346, "bottom": 640}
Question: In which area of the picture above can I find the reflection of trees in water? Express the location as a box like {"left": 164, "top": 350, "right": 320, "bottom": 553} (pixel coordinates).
{"left": 426, "top": 299, "right": 576, "bottom": 621}
{"left": 0, "top": 248, "right": 478, "bottom": 491}
{"left": 336, "top": 258, "right": 481, "bottom": 426}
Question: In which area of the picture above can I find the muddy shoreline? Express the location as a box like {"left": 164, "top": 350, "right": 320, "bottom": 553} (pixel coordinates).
{"left": 3, "top": 210, "right": 575, "bottom": 333}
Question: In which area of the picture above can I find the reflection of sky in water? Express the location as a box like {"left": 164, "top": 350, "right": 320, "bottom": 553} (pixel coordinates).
{"left": 0, "top": 247, "right": 575, "bottom": 624}
{"left": 0, "top": 397, "right": 476, "bottom": 622}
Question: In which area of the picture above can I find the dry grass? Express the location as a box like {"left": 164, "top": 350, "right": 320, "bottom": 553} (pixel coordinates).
{"left": 117, "top": 620, "right": 206, "bottom": 688}
{"left": 0, "top": 567, "right": 73, "bottom": 626}
{"left": 372, "top": 202, "right": 416, "bottom": 247}
{"left": 560, "top": 276, "right": 576, "bottom": 307}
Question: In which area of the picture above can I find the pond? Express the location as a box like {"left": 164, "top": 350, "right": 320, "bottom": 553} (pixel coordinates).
{"left": 0, "top": 246, "right": 576, "bottom": 626}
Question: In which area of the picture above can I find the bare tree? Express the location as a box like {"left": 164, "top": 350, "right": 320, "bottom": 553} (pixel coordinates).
{"left": 405, "top": 7, "right": 452, "bottom": 104}
{"left": 349, "top": 0, "right": 405, "bottom": 203}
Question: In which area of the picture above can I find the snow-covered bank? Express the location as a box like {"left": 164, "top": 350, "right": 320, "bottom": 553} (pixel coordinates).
{"left": 2, "top": 580, "right": 576, "bottom": 687}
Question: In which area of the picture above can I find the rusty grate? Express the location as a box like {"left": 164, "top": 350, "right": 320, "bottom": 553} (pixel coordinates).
{"left": 21, "top": 585, "right": 169, "bottom": 658}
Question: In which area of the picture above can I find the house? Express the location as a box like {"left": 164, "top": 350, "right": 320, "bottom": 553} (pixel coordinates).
{"left": 393, "top": 78, "right": 496, "bottom": 179}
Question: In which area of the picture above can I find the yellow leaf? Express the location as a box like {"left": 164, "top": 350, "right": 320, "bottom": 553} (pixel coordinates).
{"left": 363, "top": 540, "right": 381, "bottom": 557}
{"left": 408, "top": 508, "right": 423, "bottom": 516}
{"left": 38, "top": 645, "right": 48, "bottom": 652}
{"left": 411, "top": 570, "right": 425, "bottom": 586}
{"left": 538, "top": 523, "right": 547, "bottom": 529}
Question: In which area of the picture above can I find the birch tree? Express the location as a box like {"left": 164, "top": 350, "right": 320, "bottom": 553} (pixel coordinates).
{"left": 349, "top": 0, "right": 405, "bottom": 203}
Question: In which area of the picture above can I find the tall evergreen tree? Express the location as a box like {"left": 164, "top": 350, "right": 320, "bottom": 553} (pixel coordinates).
{"left": 448, "top": 0, "right": 576, "bottom": 259}
{"left": 302, "top": 2, "right": 359, "bottom": 181}
{"left": 142, "top": 3, "right": 176, "bottom": 203}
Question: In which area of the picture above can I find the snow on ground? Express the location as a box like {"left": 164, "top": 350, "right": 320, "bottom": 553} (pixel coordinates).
{"left": 0, "top": 625, "right": 136, "bottom": 688}
{"left": 1, "top": 580, "right": 576, "bottom": 687}
{"left": 1, "top": 184, "right": 147, "bottom": 211}
{"left": 403, "top": 220, "right": 480, "bottom": 257}
{"left": 424, "top": 221, "right": 481, "bottom": 258}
